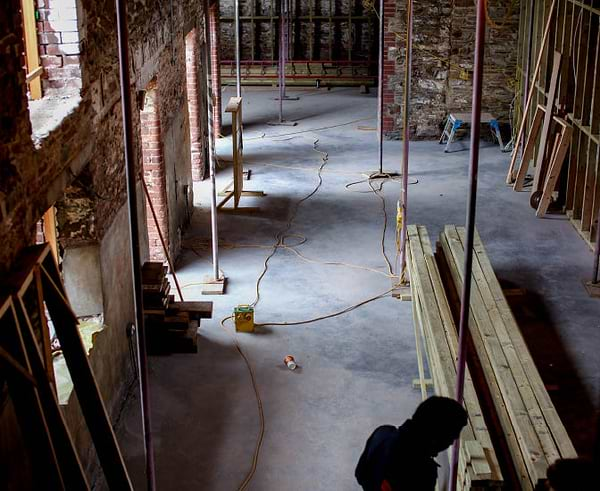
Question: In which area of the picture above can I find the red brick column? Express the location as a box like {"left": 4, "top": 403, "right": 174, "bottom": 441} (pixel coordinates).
{"left": 208, "top": 0, "right": 222, "bottom": 137}
{"left": 382, "top": 0, "right": 396, "bottom": 133}
{"left": 141, "top": 88, "right": 169, "bottom": 261}
{"left": 185, "top": 29, "right": 206, "bottom": 182}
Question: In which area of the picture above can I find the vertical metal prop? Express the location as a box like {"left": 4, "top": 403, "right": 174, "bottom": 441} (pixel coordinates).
{"left": 278, "top": 0, "right": 285, "bottom": 122}
{"left": 593, "top": 208, "right": 600, "bottom": 284}
{"left": 398, "top": 0, "right": 413, "bottom": 281}
{"left": 376, "top": 0, "right": 384, "bottom": 174}
{"left": 205, "top": 0, "right": 221, "bottom": 281}
{"left": 283, "top": 0, "right": 290, "bottom": 98}
{"left": 114, "top": 0, "right": 156, "bottom": 489}
{"left": 235, "top": 0, "right": 242, "bottom": 97}
{"left": 449, "top": 0, "right": 486, "bottom": 490}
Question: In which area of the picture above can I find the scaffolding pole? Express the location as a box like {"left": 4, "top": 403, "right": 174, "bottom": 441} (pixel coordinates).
{"left": 449, "top": 0, "right": 486, "bottom": 490}
{"left": 376, "top": 0, "right": 384, "bottom": 175}
{"left": 371, "top": 0, "right": 397, "bottom": 178}
{"left": 398, "top": 0, "right": 413, "bottom": 282}
{"left": 270, "top": 0, "right": 297, "bottom": 125}
{"left": 204, "top": 0, "right": 222, "bottom": 283}
{"left": 114, "top": 0, "right": 156, "bottom": 489}
{"left": 235, "top": 0, "right": 242, "bottom": 97}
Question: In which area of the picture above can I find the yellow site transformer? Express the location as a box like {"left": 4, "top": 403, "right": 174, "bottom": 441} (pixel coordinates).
{"left": 234, "top": 305, "right": 254, "bottom": 332}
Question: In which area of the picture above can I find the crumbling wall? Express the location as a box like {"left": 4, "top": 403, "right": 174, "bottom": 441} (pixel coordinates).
{"left": 0, "top": 0, "right": 206, "bottom": 483}
{"left": 384, "top": 0, "right": 519, "bottom": 138}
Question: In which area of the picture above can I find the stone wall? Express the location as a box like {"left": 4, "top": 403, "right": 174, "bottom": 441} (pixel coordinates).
{"left": 219, "top": 0, "right": 377, "bottom": 61}
{"left": 383, "top": 0, "right": 520, "bottom": 138}
{"left": 0, "top": 0, "right": 208, "bottom": 483}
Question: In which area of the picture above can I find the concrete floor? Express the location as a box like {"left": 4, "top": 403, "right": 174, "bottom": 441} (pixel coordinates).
{"left": 118, "top": 86, "right": 600, "bottom": 490}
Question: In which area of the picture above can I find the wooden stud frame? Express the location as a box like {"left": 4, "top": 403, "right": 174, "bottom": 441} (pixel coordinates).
{"left": 2, "top": 245, "right": 132, "bottom": 489}
{"left": 218, "top": 97, "right": 265, "bottom": 210}
{"left": 537, "top": 117, "right": 574, "bottom": 216}
{"left": 516, "top": 0, "right": 600, "bottom": 247}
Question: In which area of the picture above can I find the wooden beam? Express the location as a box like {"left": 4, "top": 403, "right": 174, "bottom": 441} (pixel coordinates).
{"left": 531, "top": 51, "right": 562, "bottom": 193}
{"left": 20, "top": 0, "right": 42, "bottom": 100}
{"left": 507, "top": 0, "right": 557, "bottom": 184}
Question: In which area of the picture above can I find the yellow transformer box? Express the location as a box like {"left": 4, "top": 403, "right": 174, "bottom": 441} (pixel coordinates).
{"left": 234, "top": 305, "right": 254, "bottom": 332}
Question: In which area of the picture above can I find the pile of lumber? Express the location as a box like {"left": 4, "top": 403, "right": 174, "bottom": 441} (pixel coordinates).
{"left": 142, "top": 262, "right": 213, "bottom": 354}
{"left": 438, "top": 225, "right": 576, "bottom": 490}
{"left": 407, "top": 225, "right": 503, "bottom": 490}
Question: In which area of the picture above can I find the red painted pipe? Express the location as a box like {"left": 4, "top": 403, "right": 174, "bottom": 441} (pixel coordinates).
{"left": 449, "top": 0, "right": 486, "bottom": 490}
{"left": 114, "top": 0, "right": 156, "bottom": 489}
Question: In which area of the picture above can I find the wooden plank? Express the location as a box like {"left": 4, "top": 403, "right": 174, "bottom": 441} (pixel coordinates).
{"left": 418, "top": 228, "right": 500, "bottom": 478}
{"left": 439, "top": 229, "right": 540, "bottom": 489}
{"left": 531, "top": 51, "right": 562, "bottom": 193}
{"left": 20, "top": 0, "right": 42, "bottom": 100}
{"left": 13, "top": 296, "right": 90, "bottom": 489}
{"left": 468, "top": 229, "right": 577, "bottom": 459}
{"left": 42, "top": 207, "right": 59, "bottom": 271}
{"left": 507, "top": 0, "right": 557, "bottom": 184}
{"left": 168, "top": 301, "right": 213, "bottom": 319}
{"left": 38, "top": 252, "right": 133, "bottom": 489}
{"left": 407, "top": 226, "right": 503, "bottom": 488}
{"left": 225, "top": 96, "right": 242, "bottom": 112}
{"left": 0, "top": 298, "right": 64, "bottom": 489}
{"left": 537, "top": 123, "right": 574, "bottom": 216}
{"left": 451, "top": 227, "right": 560, "bottom": 468}
{"left": 514, "top": 106, "right": 545, "bottom": 191}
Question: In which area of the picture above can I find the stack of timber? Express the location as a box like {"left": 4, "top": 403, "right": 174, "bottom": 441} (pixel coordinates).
{"left": 142, "top": 262, "right": 213, "bottom": 354}
{"left": 438, "top": 226, "right": 577, "bottom": 490}
{"left": 407, "top": 225, "right": 503, "bottom": 490}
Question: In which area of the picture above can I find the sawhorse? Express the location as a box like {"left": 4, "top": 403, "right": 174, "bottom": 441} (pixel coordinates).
{"left": 440, "top": 112, "right": 505, "bottom": 153}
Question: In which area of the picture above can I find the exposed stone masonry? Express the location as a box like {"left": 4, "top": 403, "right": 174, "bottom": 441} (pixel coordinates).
{"left": 384, "top": 0, "right": 520, "bottom": 138}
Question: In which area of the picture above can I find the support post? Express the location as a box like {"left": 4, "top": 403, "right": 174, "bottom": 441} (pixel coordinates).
{"left": 269, "top": 0, "right": 297, "bottom": 126}
{"left": 203, "top": 0, "right": 226, "bottom": 294}
{"left": 449, "top": 1, "right": 486, "bottom": 490}
{"left": 585, "top": 208, "right": 600, "bottom": 297}
{"left": 376, "top": 0, "right": 384, "bottom": 175}
{"left": 371, "top": 0, "right": 397, "bottom": 178}
{"left": 114, "top": 0, "right": 156, "bottom": 489}
{"left": 235, "top": 0, "right": 241, "bottom": 97}
{"left": 398, "top": 0, "right": 413, "bottom": 282}
{"left": 279, "top": 0, "right": 285, "bottom": 122}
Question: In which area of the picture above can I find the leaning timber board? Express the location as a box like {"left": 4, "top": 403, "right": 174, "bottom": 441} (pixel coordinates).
{"left": 407, "top": 225, "right": 503, "bottom": 489}
{"left": 439, "top": 225, "right": 576, "bottom": 488}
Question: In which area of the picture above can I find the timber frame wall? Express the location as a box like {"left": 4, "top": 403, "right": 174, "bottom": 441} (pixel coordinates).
{"left": 219, "top": 0, "right": 378, "bottom": 85}
{"left": 517, "top": 0, "right": 600, "bottom": 247}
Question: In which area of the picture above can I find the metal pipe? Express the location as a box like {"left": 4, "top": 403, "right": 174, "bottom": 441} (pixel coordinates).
{"left": 278, "top": 0, "right": 285, "bottom": 122}
{"left": 376, "top": 0, "right": 384, "bottom": 174}
{"left": 398, "top": 0, "right": 413, "bottom": 281}
{"left": 114, "top": 0, "right": 156, "bottom": 489}
{"left": 282, "top": 0, "right": 288, "bottom": 99}
{"left": 593, "top": 208, "right": 600, "bottom": 283}
{"left": 449, "top": 0, "right": 486, "bottom": 490}
{"left": 205, "top": 0, "right": 220, "bottom": 280}
{"left": 235, "top": 0, "right": 242, "bottom": 97}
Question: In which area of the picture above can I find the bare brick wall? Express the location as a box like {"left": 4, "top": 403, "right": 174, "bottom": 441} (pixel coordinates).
{"left": 36, "top": 0, "right": 82, "bottom": 92}
{"left": 1, "top": 0, "right": 208, "bottom": 481}
{"left": 141, "top": 86, "right": 170, "bottom": 261}
{"left": 383, "top": 0, "right": 519, "bottom": 138}
{"left": 209, "top": 0, "right": 223, "bottom": 135}
{"left": 186, "top": 28, "right": 209, "bottom": 181}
